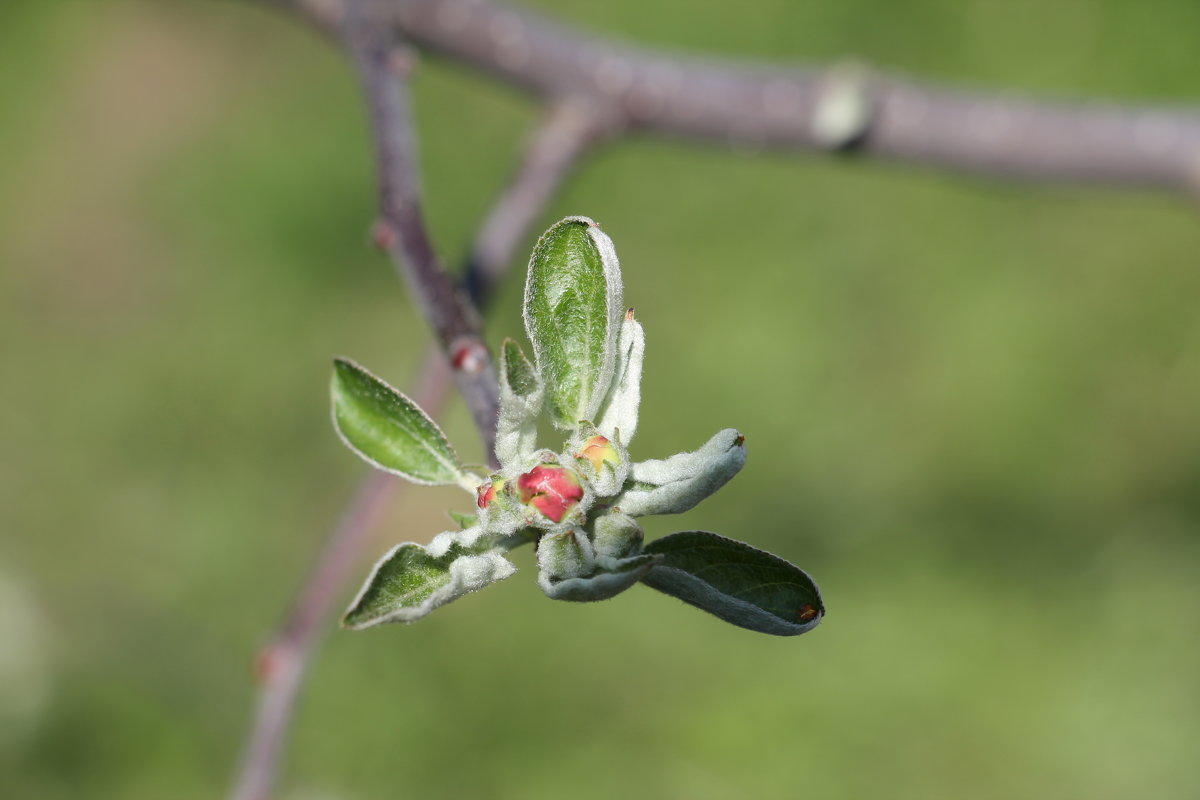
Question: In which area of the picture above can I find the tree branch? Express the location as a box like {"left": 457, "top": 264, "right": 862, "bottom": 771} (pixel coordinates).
{"left": 343, "top": 7, "right": 501, "bottom": 460}
{"left": 262, "top": 0, "right": 1200, "bottom": 191}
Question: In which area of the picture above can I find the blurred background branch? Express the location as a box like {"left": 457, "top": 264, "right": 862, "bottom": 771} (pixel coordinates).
{"left": 264, "top": 0, "right": 1200, "bottom": 191}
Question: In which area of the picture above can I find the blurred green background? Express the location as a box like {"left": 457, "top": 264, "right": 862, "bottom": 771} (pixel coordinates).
{"left": 4, "top": 1, "right": 1200, "bottom": 798}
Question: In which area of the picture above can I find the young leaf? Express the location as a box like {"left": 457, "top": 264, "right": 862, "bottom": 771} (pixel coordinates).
{"left": 540, "top": 553, "right": 661, "bottom": 602}
{"left": 640, "top": 531, "right": 824, "bottom": 636}
{"left": 342, "top": 528, "right": 516, "bottom": 629}
{"left": 331, "top": 358, "right": 467, "bottom": 487}
{"left": 500, "top": 337, "right": 539, "bottom": 397}
{"left": 495, "top": 338, "right": 542, "bottom": 469}
{"left": 596, "top": 311, "right": 645, "bottom": 445}
{"left": 523, "top": 216, "right": 623, "bottom": 429}
{"left": 618, "top": 429, "right": 747, "bottom": 517}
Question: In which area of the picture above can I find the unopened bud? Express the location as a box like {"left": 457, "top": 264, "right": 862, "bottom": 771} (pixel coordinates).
{"left": 577, "top": 434, "right": 620, "bottom": 472}
{"left": 569, "top": 423, "right": 628, "bottom": 497}
{"left": 518, "top": 464, "right": 584, "bottom": 523}
{"left": 371, "top": 219, "right": 397, "bottom": 250}
{"left": 537, "top": 529, "right": 593, "bottom": 583}
{"left": 476, "top": 477, "right": 506, "bottom": 510}
{"left": 592, "top": 512, "right": 644, "bottom": 562}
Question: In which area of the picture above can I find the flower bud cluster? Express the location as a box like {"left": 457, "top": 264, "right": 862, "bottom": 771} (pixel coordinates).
{"left": 468, "top": 412, "right": 746, "bottom": 601}
{"left": 335, "top": 217, "right": 817, "bottom": 633}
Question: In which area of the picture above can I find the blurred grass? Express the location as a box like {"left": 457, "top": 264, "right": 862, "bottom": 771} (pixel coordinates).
{"left": 2, "top": 0, "right": 1200, "bottom": 798}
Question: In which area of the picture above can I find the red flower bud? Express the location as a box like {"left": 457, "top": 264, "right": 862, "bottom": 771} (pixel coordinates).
{"left": 476, "top": 478, "right": 505, "bottom": 509}
{"left": 517, "top": 465, "right": 583, "bottom": 523}
{"left": 577, "top": 435, "right": 620, "bottom": 473}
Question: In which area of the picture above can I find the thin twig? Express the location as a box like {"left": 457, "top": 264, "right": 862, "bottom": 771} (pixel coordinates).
{"left": 343, "top": 6, "right": 501, "bottom": 458}
{"left": 259, "top": 0, "right": 1200, "bottom": 192}
{"left": 229, "top": 350, "right": 452, "bottom": 800}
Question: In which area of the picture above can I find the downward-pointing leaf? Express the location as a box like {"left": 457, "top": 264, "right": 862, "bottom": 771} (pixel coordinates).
{"left": 641, "top": 531, "right": 824, "bottom": 636}
{"left": 523, "top": 216, "right": 623, "bottom": 429}
{"left": 342, "top": 528, "right": 516, "bottom": 629}
{"left": 331, "top": 358, "right": 464, "bottom": 486}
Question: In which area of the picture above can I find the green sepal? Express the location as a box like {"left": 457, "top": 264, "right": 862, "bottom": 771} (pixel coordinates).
{"left": 448, "top": 511, "right": 478, "bottom": 530}
{"left": 523, "top": 217, "right": 623, "bottom": 430}
{"left": 331, "top": 358, "right": 467, "bottom": 487}
{"left": 641, "top": 531, "right": 824, "bottom": 636}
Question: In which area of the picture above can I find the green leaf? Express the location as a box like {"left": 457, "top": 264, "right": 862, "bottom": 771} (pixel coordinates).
{"left": 342, "top": 528, "right": 516, "bottom": 629}
{"left": 495, "top": 338, "right": 542, "bottom": 468}
{"left": 523, "top": 216, "right": 623, "bottom": 429}
{"left": 595, "top": 311, "right": 645, "bottom": 444}
{"left": 447, "top": 510, "right": 478, "bottom": 530}
{"left": 331, "top": 358, "right": 465, "bottom": 486}
{"left": 619, "top": 429, "right": 747, "bottom": 517}
{"left": 500, "top": 338, "right": 539, "bottom": 398}
{"left": 641, "top": 531, "right": 824, "bottom": 636}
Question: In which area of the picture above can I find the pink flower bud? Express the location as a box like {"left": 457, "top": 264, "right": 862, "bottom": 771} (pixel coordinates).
{"left": 476, "top": 478, "right": 505, "bottom": 509}
{"left": 577, "top": 434, "right": 620, "bottom": 473}
{"left": 517, "top": 465, "right": 584, "bottom": 523}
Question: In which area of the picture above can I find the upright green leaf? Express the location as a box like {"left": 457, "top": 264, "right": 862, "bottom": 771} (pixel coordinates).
{"left": 500, "top": 338, "right": 539, "bottom": 398}
{"left": 495, "top": 338, "right": 542, "bottom": 468}
{"left": 342, "top": 528, "right": 516, "bottom": 629}
{"left": 596, "top": 311, "right": 645, "bottom": 445}
{"left": 331, "top": 358, "right": 465, "bottom": 486}
{"left": 641, "top": 531, "right": 824, "bottom": 636}
{"left": 523, "top": 216, "right": 623, "bottom": 429}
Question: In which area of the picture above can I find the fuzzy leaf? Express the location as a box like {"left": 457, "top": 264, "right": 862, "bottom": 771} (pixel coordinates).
{"left": 331, "top": 358, "right": 465, "bottom": 486}
{"left": 540, "top": 553, "right": 661, "bottom": 602}
{"left": 596, "top": 311, "right": 645, "bottom": 444}
{"left": 495, "top": 338, "right": 542, "bottom": 468}
{"left": 618, "top": 429, "right": 746, "bottom": 517}
{"left": 641, "top": 531, "right": 824, "bottom": 636}
{"left": 500, "top": 338, "right": 539, "bottom": 397}
{"left": 342, "top": 528, "right": 516, "bottom": 629}
{"left": 523, "top": 216, "right": 623, "bottom": 429}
